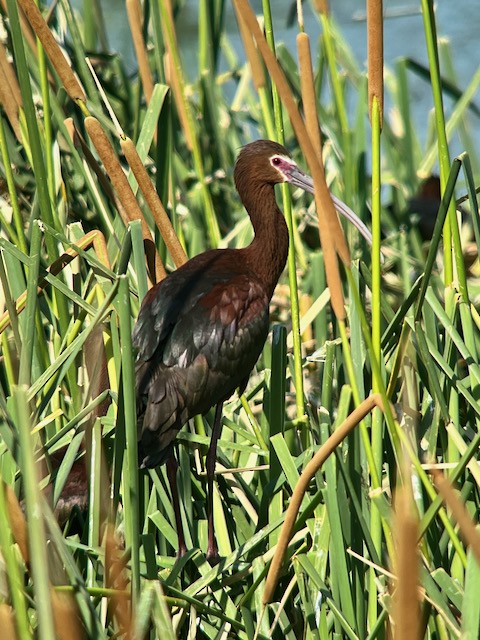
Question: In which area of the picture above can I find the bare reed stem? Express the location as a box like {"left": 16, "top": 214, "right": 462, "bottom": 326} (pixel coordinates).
{"left": 263, "top": 394, "right": 384, "bottom": 604}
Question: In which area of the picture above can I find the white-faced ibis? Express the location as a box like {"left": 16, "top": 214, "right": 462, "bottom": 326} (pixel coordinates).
{"left": 133, "top": 139, "right": 369, "bottom": 561}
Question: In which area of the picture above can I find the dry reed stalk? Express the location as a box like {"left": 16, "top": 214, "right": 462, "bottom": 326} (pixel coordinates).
{"left": 91, "top": 231, "right": 111, "bottom": 270}
{"left": 64, "top": 117, "right": 75, "bottom": 142}
{"left": 120, "top": 137, "right": 187, "bottom": 267}
{"left": 232, "top": 4, "right": 265, "bottom": 90}
{"left": 126, "top": 0, "right": 154, "bottom": 104}
{"left": 0, "top": 230, "right": 111, "bottom": 333}
{"left": 51, "top": 590, "right": 85, "bottom": 640}
{"left": 263, "top": 393, "right": 384, "bottom": 604}
{"left": 5, "top": 482, "right": 29, "bottom": 564}
{"left": 367, "top": 0, "right": 384, "bottom": 127}
{"left": 0, "top": 605, "right": 16, "bottom": 640}
{"left": 297, "top": 31, "right": 347, "bottom": 317}
{"left": 431, "top": 467, "right": 480, "bottom": 565}
{"left": 297, "top": 33, "right": 322, "bottom": 158}
{"left": 392, "top": 484, "right": 421, "bottom": 640}
{"left": 313, "top": 0, "right": 329, "bottom": 15}
{"left": 85, "top": 116, "right": 166, "bottom": 283}
{"left": 0, "top": 43, "right": 22, "bottom": 107}
{"left": 0, "top": 72, "right": 21, "bottom": 143}
{"left": 0, "top": 42, "right": 22, "bottom": 140}
{"left": 299, "top": 294, "right": 313, "bottom": 343}
{"left": 233, "top": 0, "right": 348, "bottom": 321}
{"left": 84, "top": 325, "right": 112, "bottom": 428}
{"left": 16, "top": 0, "right": 86, "bottom": 102}
{"left": 104, "top": 524, "right": 132, "bottom": 639}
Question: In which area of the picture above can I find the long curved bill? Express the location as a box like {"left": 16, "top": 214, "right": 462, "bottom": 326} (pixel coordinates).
{"left": 285, "top": 166, "right": 374, "bottom": 248}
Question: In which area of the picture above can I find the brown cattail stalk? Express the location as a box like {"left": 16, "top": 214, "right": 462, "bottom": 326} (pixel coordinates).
{"left": 84, "top": 325, "right": 112, "bottom": 426}
{"left": 392, "top": 484, "right": 421, "bottom": 640}
{"left": 233, "top": 0, "right": 349, "bottom": 321}
{"left": 0, "top": 605, "right": 17, "bottom": 640}
{"left": 0, "top": 71, "right": 21, "bottom": 142}
{"left": 120, "top": 138, "right": 187, "bottom": 267}
{"left": 126, "top": 0, "right": 154, "bottom": 104}
{"left": 0, "top": 42, "right": 22, "bottom": 140}
{"left": 313, "top": 0, "right": 329, "bottom": 15}
{"left": 263, "top": 394, "right": 385, "bottom": 604}
{"left": 0, "top": 43, "right": 22, "bottom": 108}
{"left": 299, "top": 294, "right": 313, "bottom": 343}
{"left": 91, "top": 231, "right": 111, "bottom": 271}
{"left": 297, "top": 32, "right": 348, "bottom": 317}
{"left": 367, "top": 0, "right": 384, "bottom": 127}
{"left": 431, "top": 467, "right": 480, "bottom": 565}
{"left": 105, "top": 524, "right": 132, "bottom": 638}
{"left": 51, "top": 591, "right": 85, "bottom": 640}
{"left": 85, "top": 116, "right": 166, "bottom": 283}
{"left": 297, "top": 33, "right": 322, "bottom": 158}
{"left": 16, "top": 0, "right": 86, "bottom": 102}
{"left": 5, "top": 482, "right": 29, "bottom": 564}
{"left": 232, "top": 4, "right": 265, "bottom": 91}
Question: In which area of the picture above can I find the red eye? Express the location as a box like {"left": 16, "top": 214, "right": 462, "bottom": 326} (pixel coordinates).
{"left": 272, "top": 157, "right": 281, "bottom": 166}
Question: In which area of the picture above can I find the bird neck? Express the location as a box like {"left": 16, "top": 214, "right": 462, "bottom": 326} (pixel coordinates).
{"left": 241, "top": 183, "right": 289, "bottom": 300}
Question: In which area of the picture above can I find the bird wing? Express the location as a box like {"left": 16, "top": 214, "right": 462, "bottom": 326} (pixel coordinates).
{"left": 132, "top": 254, "right": 226, "bottom": 362}
{"left": 166, "top": 273, "right": 269, "bottom": 370}
{"left": 133, "top": 252, "right": 270, "bottom": 467}
{"left": 133, "top": 250, "right": 269, "bottom": 369}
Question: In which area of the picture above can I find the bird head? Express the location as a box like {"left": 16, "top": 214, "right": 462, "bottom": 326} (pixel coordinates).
{"left": 235, "top": 139, "right": 310, "bottom": 188}
{"left": 235, "top": 139, "right": 375, "bottom": 248}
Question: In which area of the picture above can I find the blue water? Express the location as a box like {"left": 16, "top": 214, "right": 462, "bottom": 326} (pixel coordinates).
{"left": 103, "top": 0, "right": 480, "bottom": 154}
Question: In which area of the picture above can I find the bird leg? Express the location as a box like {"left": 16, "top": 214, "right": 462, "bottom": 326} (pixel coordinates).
{"left": 205, "top": 402, "right": 224, "bottom": 563}
{"left": 166, "top": 453, "right": 187, "bottom": 558}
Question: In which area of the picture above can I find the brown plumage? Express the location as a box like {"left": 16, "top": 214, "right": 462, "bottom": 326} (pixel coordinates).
{"left": 133, "top": 139, "right": 369, "bottom": 561}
